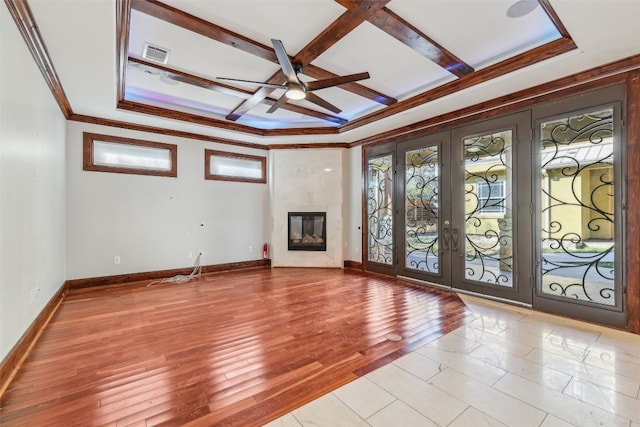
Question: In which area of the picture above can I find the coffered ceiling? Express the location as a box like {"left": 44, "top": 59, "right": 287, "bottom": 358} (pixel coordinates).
{"left": 15, "top": 0, "right": 640, "bottom": 146}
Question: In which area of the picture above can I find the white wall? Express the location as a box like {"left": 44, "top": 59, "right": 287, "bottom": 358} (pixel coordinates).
{"left": 270, "top": 149, "right": 343, "bottom": 267}
{"left": 343, "top": 145, "right": 363, "bottom": 262}
{"left": 65, "top": 122, "right": 270, "bottom": 279}
{"left": 0, "top": 5, "right": 67, "bottom": 362}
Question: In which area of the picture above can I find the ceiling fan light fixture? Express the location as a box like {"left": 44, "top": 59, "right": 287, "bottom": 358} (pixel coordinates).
{"left": 285, "top": 87, "right": 306, "bottom": 100}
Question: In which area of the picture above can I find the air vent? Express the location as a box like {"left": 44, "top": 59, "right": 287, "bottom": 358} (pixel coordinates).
{"left": 142, "top": 43, "right": 169, "bottom": 64}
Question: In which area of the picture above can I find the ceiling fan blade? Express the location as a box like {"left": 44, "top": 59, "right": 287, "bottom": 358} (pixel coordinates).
{"left": 271, "top": 39, "right": 299, "bottom": 84}
{"left": 216, "top": 76, "right": 287, "bottom": 89}
{"left": 305, "top": 72, "right": 370, "bottom": 91}
{"left": 305, "top": 92, "right": 342, "bottom": 114}
{"left": 267, "top": 93, "right": 289, "bottom": 114}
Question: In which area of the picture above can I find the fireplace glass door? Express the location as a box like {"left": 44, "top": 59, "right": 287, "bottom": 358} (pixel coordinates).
{"left": 288, "top": 212, "right": 326, "bottom": 251}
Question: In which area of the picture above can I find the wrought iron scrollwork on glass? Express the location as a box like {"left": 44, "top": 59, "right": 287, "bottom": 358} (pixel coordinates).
{"left": 367, "top": 154, "right": 394, "bottom": 265}
{"left": 464, "top": 131, "right": 514, "bottom": 287}
{"left": 405, "top": 147, "right": 440, "bottom": 273}
{"left": 540, "top": 108, "right": 615, "bottom": 306}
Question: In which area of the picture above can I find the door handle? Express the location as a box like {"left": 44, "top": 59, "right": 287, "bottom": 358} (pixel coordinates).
{"left": 442, "top": 226, "right": 450, "bottom": 251}
{"left": 451, "top": 228, "right": 459, "bottom": 252}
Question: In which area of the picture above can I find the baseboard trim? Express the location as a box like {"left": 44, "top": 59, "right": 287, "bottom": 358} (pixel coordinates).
{"left": 344, "top": 260, "right": 363, "bottom": 270}
{"left": 0, "top": 281, "right": 67, "bottom": 397}
{"left": 66, "top": 259, "right": 271, "bottom": 290}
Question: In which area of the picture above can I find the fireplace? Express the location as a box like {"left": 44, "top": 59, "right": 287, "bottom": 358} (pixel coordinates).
{"left": 288, "top": 212, "right": 326, "bottom": 251}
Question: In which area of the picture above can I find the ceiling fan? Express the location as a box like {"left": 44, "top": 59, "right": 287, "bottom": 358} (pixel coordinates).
{"left": 217, "top": 39, "right": 370, "bottom": 114}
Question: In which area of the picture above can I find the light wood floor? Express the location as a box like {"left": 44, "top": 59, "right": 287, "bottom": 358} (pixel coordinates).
{"left": 0, "top": 267, "right": 472, "bottom": 426}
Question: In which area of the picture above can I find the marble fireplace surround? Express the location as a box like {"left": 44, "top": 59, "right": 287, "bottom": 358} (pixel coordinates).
{"left": 271, "top": 149, "right": 343, "bottom": 267}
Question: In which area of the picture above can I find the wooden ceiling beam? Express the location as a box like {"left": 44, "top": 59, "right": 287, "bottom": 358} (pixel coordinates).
{"left": 131, "top": 0, "right": 277, "bottom": 62}
{"left": 228, "top": 1, "right": 397, "bottom": 120}
{"left": 127, "top": 58, "right": 347, "bottom": 125}
{"left": 293, "top": 0, "right": 391, "bottom": 66}
{"left": 131, "top": 0, "right": 396, "bottom": 122}
{"left": 336, "top": 0, "right": 472, "bottom": 77}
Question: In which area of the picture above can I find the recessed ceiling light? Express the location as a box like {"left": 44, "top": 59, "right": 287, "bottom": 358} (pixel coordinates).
{"left": 507, "top": 0, "right": 539, "bottom": 18}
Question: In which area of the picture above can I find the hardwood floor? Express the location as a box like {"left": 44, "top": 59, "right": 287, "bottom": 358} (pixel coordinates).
{"left": 0, "top": 267, "right": 472, "bottom": 426}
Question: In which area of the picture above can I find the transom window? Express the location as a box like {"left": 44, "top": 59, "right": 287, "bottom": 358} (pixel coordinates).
{"left": 83, "top": 133, "right": 177, "bottom": 177}
{"left": 205, "top": 149, "right": 266, "bottom": 183}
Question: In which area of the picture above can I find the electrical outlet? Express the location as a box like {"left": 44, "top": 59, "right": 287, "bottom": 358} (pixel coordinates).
{"left": 114, "top": 256, "right": 121, "bottom": 265}
{"left": 29, "top": 288, "right": 39, "bottom": 304}
{"left": 188, "top": 251, "right": 193, "bottom": 259}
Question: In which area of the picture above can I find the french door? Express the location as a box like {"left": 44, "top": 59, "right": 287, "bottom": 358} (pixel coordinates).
{"left": 366, "top": 86, "right": 626, "bottom": 326}
{"left": 531, "top": 86, "right": 626, "bottom": 328}
{"left": 367, "top": 112, "right": 532, "bottom": 304}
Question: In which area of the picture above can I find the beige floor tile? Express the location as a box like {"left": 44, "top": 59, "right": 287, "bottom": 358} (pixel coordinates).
{"left": 292, "top": 393, "right": 369, "bottom": 427}
{"left": 416, "top": 345, "right": 506, "bottom": 386}
{"left": 366, "top": 363, "right": 467, "bottom": 426}
{"left": 466, "top": 329, "right": 536, "bottom": 358}
{"left": 468, "top": 344, "right": 571, "bottom": 391}
{"left": 494, "top": 372, "right": 630, "bottom": 427}
{"left": 428, "top": 368, "right": 545, "bottom": 427}
{"left": 587, "top": 340, "right": 640, "bottom": 367}
{"left": 539, "top": 414, "right": 577, "bottom": 427}
{"left": 563, "top": 377, "right": 640, "bottom": 423}
{"left": 598, "top": 327, "right": 640, "bottom": 348}
{"left": 263, "top": 413, "right": 303, "bottom": 427}
{"left": 366, "top": 400, "right": 438, "bottom": 427}
{"left": 583, "top": 348, "right": 640, "bottom": 381}
{"left": 544, "top": 329, "right": 599, "bottom": 353}
{"left": 448, "top": 406, "right": 507, "bottom": 427}
{"left": 525, "top": 347, "right": 640, "bottom": 397}
{"left": 271, "top": 293, "right": 640, "bottom": 427}
{"left": 457, "top": 295, "right": 528, "bottom": 319}
{"left": 560, "top": 316, "right": 610, "bottom": 335}
{"left": 504, "top": 316, "right": 557, "bottom": 337}
{"left": 460, "top": 315, "right": 511, "bottom": 336}
{"left": 494, "top": 325, "right": 549, "bottom": 347}
{"left": 392, "top": 351, "right": 443, "bottom": 381}
{"left": 332, "top": 376, "right": 396, "bottom": 419}
{"left": 423, "top": 330, "right": 482, "bottom": 354}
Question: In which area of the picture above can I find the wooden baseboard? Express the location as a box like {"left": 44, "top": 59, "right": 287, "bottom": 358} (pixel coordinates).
{"left": 66, "top": 259, "right": 271, "bottom": 290}
{"left": 0, "top": 281, "right": 67, "bottom": 397}
{"left": 344, "top": 260, "right": 363, "bottom": 270}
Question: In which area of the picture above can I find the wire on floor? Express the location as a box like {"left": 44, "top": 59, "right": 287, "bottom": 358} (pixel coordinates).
{"left": 146, "top": 253, "right": 202, "bottom": 287}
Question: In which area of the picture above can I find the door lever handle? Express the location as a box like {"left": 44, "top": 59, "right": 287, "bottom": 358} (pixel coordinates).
{"left": 442, "top": 226, "right": 450, "bottom": 251}
{"left": 451, "top": 228, "right": 459, "bottom": 252}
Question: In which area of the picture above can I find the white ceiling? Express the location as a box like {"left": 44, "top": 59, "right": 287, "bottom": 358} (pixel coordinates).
{"left": 25, "top": 0, "right": 640, "bottom": 146}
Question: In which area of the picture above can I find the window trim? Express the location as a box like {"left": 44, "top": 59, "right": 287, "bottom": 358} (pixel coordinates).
{"left": 476, "top": 180, "right": 506, "bottom": 215}
{"left": 204, "top": 149, "right": 267, "bottom": 184}
{"left": 83, "top": 132, "right": 177, "bottom": 177}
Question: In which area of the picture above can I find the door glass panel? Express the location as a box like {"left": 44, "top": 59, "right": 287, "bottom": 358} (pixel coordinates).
{"left": 367, "top": 154, "right": 394, "bottom": 265}
{"left": 405, "top": 146, "right": 440, "bottom": 273}
{"left": 464, "top": 131, "right": 514, "bottom": 287}
{"left": 539, "top": 108, "right": 615, "bottom": 306}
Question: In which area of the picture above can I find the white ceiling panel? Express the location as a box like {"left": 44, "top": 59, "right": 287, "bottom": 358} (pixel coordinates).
{"left": 312, "top": 21, "right": 457, "bottom": 100}
{"left": 388, "top": 0, "right": 561, "bottom": 69}
{"left": 160, "top": 0, "right": 347, "bottom": 54}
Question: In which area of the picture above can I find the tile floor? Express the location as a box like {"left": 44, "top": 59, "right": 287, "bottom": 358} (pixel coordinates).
{"left": 265, "top": 294, "right": 640, "bottom": 427}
